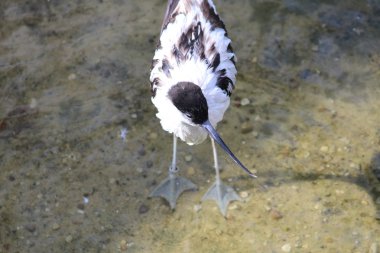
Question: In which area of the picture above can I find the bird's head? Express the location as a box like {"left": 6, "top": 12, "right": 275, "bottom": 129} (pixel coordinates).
{"left": 168, "top": 82, "right": 257, "bottom": 178}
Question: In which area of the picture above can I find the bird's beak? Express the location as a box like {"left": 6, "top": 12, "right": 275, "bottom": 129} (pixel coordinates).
{"left": 202, "top": 120, "right": 257, "bottom": 178}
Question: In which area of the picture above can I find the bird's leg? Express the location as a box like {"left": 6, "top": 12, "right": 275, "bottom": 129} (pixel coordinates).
{"left": 149, "top": 134, "right": 197, "bottom": 209}
{"left": 202, "top": 137, "right": 241, "bottom": 216}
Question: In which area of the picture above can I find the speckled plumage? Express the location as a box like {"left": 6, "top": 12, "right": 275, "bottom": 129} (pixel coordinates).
{"left": 150, "top": 0, "right": 237, "bottom": 145}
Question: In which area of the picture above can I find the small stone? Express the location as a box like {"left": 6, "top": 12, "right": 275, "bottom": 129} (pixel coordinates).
{"left": 187, "top": 166, "right": 195, "bottom": 176}
{"left": 109, "top": 177, "right": 117, "bottom": 184}
{"left": 52, "top": 223, "right": 60, "bottom": 230}
{"left": 311, "top": 45, "right": 319, "bottom": 52}
{"left": 68, "top": 73, "right": 77, "bottom": 80}
{"left": 270, "top": 209, "right": 283, "bottom": 220}
{"left": 138, "top": 147, "right": 146, "bottom": 156}
{"left": 131, "top": 113, "right": 137, "bottom": 119}
{"left": 25, "top": 224, "right": 36, "bottom": 233}
{"left": 77, "top": 203, "right": 85, "bottom": 210}
{"left": 149, "top": 132, "right": 158, "bottom": 139}
{"left": 228, "top": 204, "right": 240, "bottom": 210}
{"left": 194, "top": 204, "right": 202, "bottom": 212}
{"left": 239, "top": 191, "right": 249, "bottom": 199}
{"left": 215, "top": 229, "right": 223, "bottom": 236}
{"left": 375, "top": 210, "right": 380, "bottom": 220}
{"left": 264, "top": 205, "right": 272, "bottom": 211}
{"left": 65, "top": 235, "right": 73, "bottom": 243}
{"left": 120, "top": 239, "right": 128, "bottom": 251}
{"left": 281, "top": 243, "right": 291, "bottom": 252}
{"left": 146, "top": 160, "right": 153, "bottom": 168}
{"left": 136, "top": 168, "right": 144, "bottom": 173}
{"left": 320, "top": 146, "right": 329, "bottom": 152}
{"left": 241, "top": 122, "right": 253, "bottom": 134}
{"left": 138, "top": 204, "right": 149, "bottom": 214}
{"left": 30, "top": 98, "right": 37, "bottom": 109}
{"left": 240, "top": 98, "right": 250, "bottom": 106}
{"left": 185, "top": 155, "right": 192, "bottom": 162}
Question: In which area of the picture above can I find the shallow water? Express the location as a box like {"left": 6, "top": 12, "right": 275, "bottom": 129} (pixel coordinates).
{"left": 1, "top": 0, "right": 380, "bottom": 252}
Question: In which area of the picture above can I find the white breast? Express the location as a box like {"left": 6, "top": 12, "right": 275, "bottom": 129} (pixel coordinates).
{"left": 150, "top": 0, "right": 237, "bottom": 145}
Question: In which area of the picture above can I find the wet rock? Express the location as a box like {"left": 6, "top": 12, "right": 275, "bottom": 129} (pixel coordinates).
{"left": 138, "top": 204, "right": 149, "bottom": 214}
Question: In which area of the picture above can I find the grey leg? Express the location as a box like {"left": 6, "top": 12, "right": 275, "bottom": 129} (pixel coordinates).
{"left": 202, "top": 137, "right": 241, "bottom": 216}
{"left": 149, "top": 134, "right": 197, "bottom": 209}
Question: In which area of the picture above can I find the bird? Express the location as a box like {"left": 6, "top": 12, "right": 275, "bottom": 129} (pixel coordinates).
{"left": 149, "top": 0, "right": 256, "bottom": 216}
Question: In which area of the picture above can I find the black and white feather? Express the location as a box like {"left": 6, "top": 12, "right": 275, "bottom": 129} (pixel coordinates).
{"left": 150, "top": 0, "right": 237, "bottom": 145}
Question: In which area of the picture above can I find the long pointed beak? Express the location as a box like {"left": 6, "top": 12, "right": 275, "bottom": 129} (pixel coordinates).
{"left": 202, "top": 120, "right": 257, "bottom": 178}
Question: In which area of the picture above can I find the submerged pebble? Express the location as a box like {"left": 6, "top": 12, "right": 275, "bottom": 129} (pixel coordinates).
{"left": 270, "top": 209, "right": 284, "bottom": 220}
{"left": 281, "top": 243, "right": 291, "bottom": 252}
{"left": 240, "top": 98, "right": 250, "bottom": 106}
{"left": 241, "top": 122, "right": 253, "bottom": 134}
{"left": 120, "top": 239, "right": 128, "bottom": 251}
{"left": 185, "top": 155, "right": 192, "bottom": 162}
{"left": 68, "top": 73, "right": 77, "bottom": 80}
{"left": 25, "top": 223, "right": 36, "bottom": 233}
{"left": 187, "top": 166, "right": 195, "bottom": 176}
{"left": 65, "top": 235, "right": 73, "bottom": 243}
{"left": 52, "top": 223, "right": 60, "bottom": 231}
{"left": 149, "top": 132, "right": 158, "bottom": 139}
{"left": 194, "top": 204, "right": 202, "bottom": 212}
{"left": 138, "top": 204, "right": 149, "bottom": 214}
{"left": 239, "top": 191, "right": 249, "bottom": 199}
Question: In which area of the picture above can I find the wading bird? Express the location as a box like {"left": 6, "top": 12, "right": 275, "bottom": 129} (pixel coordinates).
{"left": 149, "top": 0, "right": 256, "bottom": 216}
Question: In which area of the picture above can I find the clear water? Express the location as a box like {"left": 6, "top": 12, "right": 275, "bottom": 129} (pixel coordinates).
{"left": 1, "top": 0, "right": 379, "bottom": 252}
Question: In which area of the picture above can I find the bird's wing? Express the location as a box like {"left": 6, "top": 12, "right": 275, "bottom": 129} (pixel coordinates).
{"left": 161, "top": 0, "right": 180, "bottom": 33}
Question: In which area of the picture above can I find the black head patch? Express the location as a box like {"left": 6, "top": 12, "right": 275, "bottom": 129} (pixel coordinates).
{"left": 168, "top": 82, "right": 208, "bottom": 124}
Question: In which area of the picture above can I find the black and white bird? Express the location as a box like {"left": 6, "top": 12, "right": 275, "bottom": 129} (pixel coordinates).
{"left": 149, "top": 0, "right": 256, "bottom": 216}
